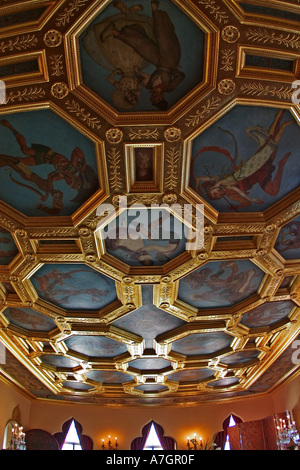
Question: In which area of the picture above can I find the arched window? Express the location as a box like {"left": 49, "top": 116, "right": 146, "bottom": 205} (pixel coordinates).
{"left": 2, "top": 420, "right": 18, "bottom": 450}
{"left": 214, "top": 414, "right": 243, "bottom": 450}
{"left": 224, "top": 415, "right": 237, "bottom": 450}
{"left": 143, "top": 422, "right": 164, "bottom": 450}
{"left": 131, "top": 421, "right": 176, "bottom": 450}
{"left": 53, "top": 418, "right": 93, "bottom": 450}
{"left": 61, "top": 420, "right": 82, "bottom": 450}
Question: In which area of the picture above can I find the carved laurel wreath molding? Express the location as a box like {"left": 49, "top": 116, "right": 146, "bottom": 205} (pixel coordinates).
{"left": 128, "top": 128, "right": 159, "bottom": 141}
{"left": 107, "top": 148, "right": 123, "bottom": 191}
{"left": 0, "top": 34, "right": 38, "bottom": 53}
{"left": 55, "top": 0, "right": 90, "bottom": 27}
{"left": 185, "top": 97, "right": 221, "bottom": 127}
{"left": 165, "top": 147, "right": 179, "bottom": 190}
{"left": 240, "top": 83, "right": 294, "bottom": 99}
{"left": 246, "top": 28, "right": 300, "bottom": 50}
{"left": 198, "top": 0, "right": 229, "bottom": 24}
{"left": 6, "top": 87, "right": 46, "bottom": 104}
{"left": 65, "top": 99, "right": 102, "bottom": 129}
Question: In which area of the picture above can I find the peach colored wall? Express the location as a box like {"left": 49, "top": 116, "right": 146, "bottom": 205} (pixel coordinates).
{"left": 27, "top": 394, "right": 275, "bottom": 450}
{"left": 0, "top": 379, "right": 31, "bottom": 448}
{"left": 1, "top": 374, "right": 299, "bottom": 450}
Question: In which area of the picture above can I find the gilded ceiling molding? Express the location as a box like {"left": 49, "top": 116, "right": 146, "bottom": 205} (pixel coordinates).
{"left": 0, "top": 34, "right": 38, "bottom": 54}
{"left": 51, "top": 82, "right": 69, "bottom": 99}
{"left": 184, "top": 96, "right": 222, "bottom": 128}
{"left": 44, "top": 30, "right": 62, "bottom": 48}
{"left": 106, "top": 128, "right": 123, "bottom": 143}
{"left": 0, "top": 0, "right": 299, "bottom": 406}
{"left": 221, "top": 25, "right": 240, "bottom": 43}
{"left": 218, "top": 78, "right": 236, "bottom": 95}
{"left": 65, "top": 99, "right": 102, "bottom": 130}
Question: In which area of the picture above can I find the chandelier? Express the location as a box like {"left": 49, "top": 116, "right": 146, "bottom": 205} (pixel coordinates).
{"left": 276, "top": 411, "right": 300, "bottom": 449}
{"left": 9, "top": 423, "right": 26, "bottom": 450}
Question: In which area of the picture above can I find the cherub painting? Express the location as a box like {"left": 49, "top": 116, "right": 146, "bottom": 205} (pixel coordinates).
{"left": 191, "top": 108, "right": 298, "bottom": 213}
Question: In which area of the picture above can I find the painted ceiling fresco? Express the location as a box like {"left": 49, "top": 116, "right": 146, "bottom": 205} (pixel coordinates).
{"left": 177, "top": 260, "right": 264, "bottom": 308}
{"left": 104, "top": 208, "right": 188, "bottom": 266}
{"left": 190, "top": 107, "right": 300, "bottom": 213}
{"left": 31, "top": 263, "right": 118, "bottom": 310}
{"left": 275, "top": 216, "right": 300, "bottom": 260}
{"left": 0, "top": 110, "right": 99, "bottom": 217}
{"left": 0, "top": 0, "right": 300, "bottom": 408}
{"left": 0, "top": 227, "right": 18, "bottom": 264}
{"left": 80, "top": 0, "right": 205, "bottom": 112}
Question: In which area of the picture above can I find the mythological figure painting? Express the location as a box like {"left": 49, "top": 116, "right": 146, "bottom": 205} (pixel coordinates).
{"left": 0, "top": 228, "right": 18, "bottom": 264}
{"left": 104, "top": 208, "right": 187, "bottom": 266}
{"left": 80, "top": 0, "right": 205, "bottom": 111}
{"left": 275, "top": 216, "right": 300, "bottom": 260}
{"left": 0, "top": 110, "right": 99, "bottom": 217}
{"left": 241, "top": 301, "right": 294, "bottom": 328}
{"left": 4, "top": 307, "right": 56, "bottom": 332}
{"left": 31, "top": 264, "right": 117, "bottom": 310}
{"left": 178, "top": 260, "right": 264, "bottom": 308}
{"left": 172, "top": 332, "right": 232, "bottom": 356}
{"left": 65, "top": 335, "right": 127, "bottom": 358}
{"left": 190, "top": 107, "right": 299, "bottom": 213}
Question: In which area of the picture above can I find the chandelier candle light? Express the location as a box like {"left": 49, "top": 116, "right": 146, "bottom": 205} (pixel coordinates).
{"left": 9, "top": 423, "right": 26, "bottom": 450}
{"left": 102, "top": 435, "right": 119, "bottom": 450}
{"left": 276, "top": 410, "right": 300, "bottom": 449}
{"left": 187, "top": 433, "right": 203, "bottom": 450}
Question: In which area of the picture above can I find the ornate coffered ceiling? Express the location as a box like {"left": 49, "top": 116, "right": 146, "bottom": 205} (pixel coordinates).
{"left": 0, "top": 0, "right": 299, "bottom": 407}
